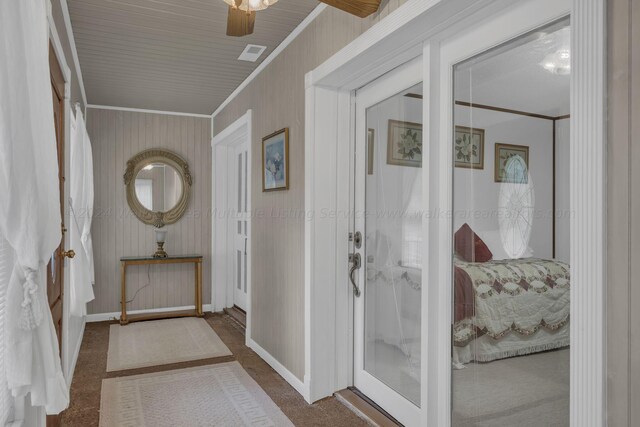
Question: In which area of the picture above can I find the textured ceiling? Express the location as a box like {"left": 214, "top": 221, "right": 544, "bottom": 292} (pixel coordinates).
{"left": 67, "top": 0, "right": 320, "bottom": 115}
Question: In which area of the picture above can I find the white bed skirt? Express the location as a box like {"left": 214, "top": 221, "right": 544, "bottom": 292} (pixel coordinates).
{"left": 453, "top": 322, "right": 570, "bottom": 368}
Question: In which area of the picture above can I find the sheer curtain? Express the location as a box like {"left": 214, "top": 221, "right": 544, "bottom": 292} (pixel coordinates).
{"left": 0, "top": 0, "right": 69, "bottom": 417}
{"left": 0, "top": 235, "right": 13, "bottom": 427}
{"left": 69, "top": 109, "right": 95, "bottom": 317}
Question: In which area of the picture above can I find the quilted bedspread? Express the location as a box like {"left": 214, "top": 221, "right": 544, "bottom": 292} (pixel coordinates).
{"left": 453, "top": 258, "right": 570, "bottom": 346}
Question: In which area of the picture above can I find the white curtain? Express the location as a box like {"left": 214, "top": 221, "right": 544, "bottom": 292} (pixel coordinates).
{"left": 69, "top": 109, "right": 95, "bottom": 317}
{"left": 0, "top": 0, "right": 69, "bottom": 416}
{"left": 0, "top": 236, "right": 13, "bottom": 427}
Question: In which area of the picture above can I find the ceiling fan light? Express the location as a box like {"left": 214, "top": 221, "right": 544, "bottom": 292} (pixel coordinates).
{"left": 540, "top": 48, "right": 571, "bottom": 75}
{"left": 222, "top": 0, "right": 277, "bottom": 12}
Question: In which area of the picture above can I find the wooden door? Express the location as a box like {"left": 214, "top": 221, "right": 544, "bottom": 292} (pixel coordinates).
{"left": 47, "top": 42, "right": 66, "bottom": 427}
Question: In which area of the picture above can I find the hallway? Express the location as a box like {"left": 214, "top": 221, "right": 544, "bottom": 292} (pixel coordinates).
{"left": 61, "top": 314, "right": 365, "bottom": 426}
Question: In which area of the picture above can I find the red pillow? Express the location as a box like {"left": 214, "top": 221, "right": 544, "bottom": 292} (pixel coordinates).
{"left": 454, "top": 223, "right": 492, "bottom": 262}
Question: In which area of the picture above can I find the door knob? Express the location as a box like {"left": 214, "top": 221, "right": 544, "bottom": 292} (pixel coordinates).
{"left": 348, "top": 253, "right": 362, "bottom": 297}
{"left": 63, "top": 249, "right": 76, "bottom": 259}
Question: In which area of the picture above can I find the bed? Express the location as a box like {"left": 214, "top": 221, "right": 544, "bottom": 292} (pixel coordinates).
{"left": 452, "top": 256, "right": 570, "bottom": 366}
{"left": 365, "top": 230, "right": 570, "bottom": 372}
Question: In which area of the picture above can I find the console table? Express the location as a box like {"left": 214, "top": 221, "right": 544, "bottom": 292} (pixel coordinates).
{"left": 120, "top": 255, "right": 203, "bottom": 325}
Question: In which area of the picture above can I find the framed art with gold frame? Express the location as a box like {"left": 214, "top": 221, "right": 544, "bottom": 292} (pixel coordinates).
{"left": 494, "top": 143, "right": 529, "bottom": 183}
{"left": 262, "top": 128, "right": 289, "bottom": 192}
{"left": 454, "top": 126, "right": 485, "bottom": 169}
{"left": 386, "top": 119, "right": 422, "bottom": 168}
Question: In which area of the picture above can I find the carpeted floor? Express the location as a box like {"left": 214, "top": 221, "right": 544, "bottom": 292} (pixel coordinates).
{"left": 452, "top": 348, "right": 570, "bottom": 427}
{"left": 61, "top": 313, "right": 366, "bottom": 427}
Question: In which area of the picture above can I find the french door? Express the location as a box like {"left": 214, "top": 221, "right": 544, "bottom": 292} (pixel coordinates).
{"left": 47, "top": 42, "right": 67, "bottom": 427}
{"left": 351, "top": 58, "right": 423, "bottom": 427}
{"left": 233, "top": 142, "right": 249, "bottom": 311}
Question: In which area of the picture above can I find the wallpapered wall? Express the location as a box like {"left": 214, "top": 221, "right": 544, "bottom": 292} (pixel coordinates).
{"left": 213, "top": 1, "right": 408, "bottom": 381}
{"left": 608, "top": 0, "right": 640, "bottom": 424}
{"left": 87, "top": 108, "right": 211, "bottom": 314}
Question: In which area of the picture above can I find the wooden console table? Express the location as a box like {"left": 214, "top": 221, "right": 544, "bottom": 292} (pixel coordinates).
{"left": 120, "top": 255, "right": 203, "bottom": 325}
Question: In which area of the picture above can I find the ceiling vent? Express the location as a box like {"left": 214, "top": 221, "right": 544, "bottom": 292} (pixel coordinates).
{"left": 238, "top": 44, "right": 267, "bottom": 62}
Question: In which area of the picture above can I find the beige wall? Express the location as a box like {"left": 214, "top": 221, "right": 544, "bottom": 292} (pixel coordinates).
{"left": 87, "top": 109, "right": 211, "bottom": 314}
{"left": 608, "top": 0, "right": 640, "bottom": 425}
{"left": 214, "top": 2, "right": 407, "bottom": 381}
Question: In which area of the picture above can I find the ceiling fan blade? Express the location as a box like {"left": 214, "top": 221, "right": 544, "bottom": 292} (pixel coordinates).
{"left": 226, "top": 6, "right": 255, "bottom": 37}
{"left": 319, "top": 0, "right": 381, "bottom": 18}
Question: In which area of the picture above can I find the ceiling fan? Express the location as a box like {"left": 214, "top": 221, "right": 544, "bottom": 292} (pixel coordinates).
{"left": 224, "top": 0, "right": 277, "bottom": 37}
{"left": 224, "top": 0, "right": 382, "bottom": 37}
{"left": 318, "top": 0, "right": 382, "bottom": 18}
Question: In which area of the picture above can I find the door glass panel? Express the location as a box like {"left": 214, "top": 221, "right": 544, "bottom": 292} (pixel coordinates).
{"left": 237, "top": 250, "right": 242, "bottom": 291}
{"left": 364, "top": 82, "right": 423, "bottom": 406}
{"left": 237, "top": 153, "right": 242, "bottom": 212}
{"left": 243, "top": 151, "right": 248, "bottom": 213}
{"left": 451, "top": 20, "right": 570, "bottom": 425}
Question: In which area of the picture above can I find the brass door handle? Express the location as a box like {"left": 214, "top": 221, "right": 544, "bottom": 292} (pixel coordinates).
{"left": 63, "top": 249, "right": 76, "bottom": 259}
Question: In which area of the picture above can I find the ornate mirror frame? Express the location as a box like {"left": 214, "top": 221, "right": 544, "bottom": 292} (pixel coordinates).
{"left": 123, "top": 148, "right": 192, "bottom": 228}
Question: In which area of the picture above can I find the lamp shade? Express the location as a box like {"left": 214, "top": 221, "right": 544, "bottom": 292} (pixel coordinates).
{"left": 155, "top": 229, "right": 167, "bottom": 244}
{"left": 223, "top": 0, "right": 278, "bottom": 12}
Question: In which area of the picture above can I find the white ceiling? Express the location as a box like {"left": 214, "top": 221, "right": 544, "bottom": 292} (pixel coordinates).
{"left": 455, "top": 25, "right": 570, "bottom": 117}
{"left": 67, "top": 0, "right": 320, "bottom": 115}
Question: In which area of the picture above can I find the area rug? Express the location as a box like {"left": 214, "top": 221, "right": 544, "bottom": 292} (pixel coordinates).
{"left": 106, "top": 317, "right": 232, "bottom": 372}
{"left": 99, "top": 362, "right": 294, "bottom": 427}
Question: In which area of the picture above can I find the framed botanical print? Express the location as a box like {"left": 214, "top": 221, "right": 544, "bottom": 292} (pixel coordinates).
{"left": 454, "top": 126, "right": 485, "bottom": 169}
{"left": 262, "top": 128, "right": 289, "bottom": 192}
{"left": 387, "top": 120, "right": 422, "bottom": 167}
{"left": 495, "top": 143, "right": 529, "bottom": 183}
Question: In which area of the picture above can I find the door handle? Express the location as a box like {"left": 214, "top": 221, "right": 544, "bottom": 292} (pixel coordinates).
{"left": 63, "top": 249, "right": 76, "bottom": 259}
{"left": 349, "top": 253, "right": 361, "bottom": 297}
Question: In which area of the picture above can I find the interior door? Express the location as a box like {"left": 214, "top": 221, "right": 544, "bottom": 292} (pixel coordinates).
{"left": 48, "top": 43, "right": 66, "bottom": 427}
{"left": 233, "top": 142, "right": 249, "bottom": 311}
{"left": 351, "top": 58, "right": 423, "bottom": 427}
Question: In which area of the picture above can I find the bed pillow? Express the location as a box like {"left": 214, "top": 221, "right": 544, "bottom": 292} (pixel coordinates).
{"left": 454, "top": 223, "right": 493, "bottom": 262}
{"left": 476, "top": 229, "right": 534, "bottom": 260}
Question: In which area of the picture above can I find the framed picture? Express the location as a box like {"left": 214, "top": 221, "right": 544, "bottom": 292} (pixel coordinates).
{"left": 454, "top": 126, "right": 485, "bottom": 169}
{"left": 386, "top": 119, "right": 422, "bottom": 168}
{"left": 495, "top": 143, "right": 529, "bottom": 183}
{"left": 367, "top": 129, "right": 375, "bottom": 175}
{"left": 262, "top": 128, "right": 289, "bottom": 192}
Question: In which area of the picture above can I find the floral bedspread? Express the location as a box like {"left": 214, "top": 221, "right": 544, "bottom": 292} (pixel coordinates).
{"left": 453, "top": 258, "right": 570, "bottom": 346}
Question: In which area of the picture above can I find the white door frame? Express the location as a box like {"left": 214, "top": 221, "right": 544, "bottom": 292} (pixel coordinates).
{"left": 304, "top": 0, "right": 606, "bottom": 425}
{"left": 211, "top": 110, "right": 253, "bottom": 341}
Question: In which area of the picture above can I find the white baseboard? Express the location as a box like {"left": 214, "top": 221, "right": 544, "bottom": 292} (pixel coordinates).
{"left": 86, "top": 304, "right": 213, "bottom": 323}
{"left": 67, "top": 319, "right": 85, "bottom": 387}
{"left": 246, "top": 337, "right": 308, "bottom": 400}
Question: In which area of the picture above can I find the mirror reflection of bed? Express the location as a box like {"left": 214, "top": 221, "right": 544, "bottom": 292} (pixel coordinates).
{"left": 451, "top": 21, "right": 571, "bottom": 425}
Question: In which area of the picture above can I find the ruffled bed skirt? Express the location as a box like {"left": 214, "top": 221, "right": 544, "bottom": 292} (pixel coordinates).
{"left": 453, "top": 322, "right": 570, "bottom": 368}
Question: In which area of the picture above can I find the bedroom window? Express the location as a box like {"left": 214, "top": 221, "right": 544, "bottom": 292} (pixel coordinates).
{"left": 451, "top": 19, "right": 571, "bottom": 425}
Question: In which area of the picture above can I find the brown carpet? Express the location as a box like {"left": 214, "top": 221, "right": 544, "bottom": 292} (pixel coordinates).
{"left": 61, "top": 313, "right": 366, "bottom": 427}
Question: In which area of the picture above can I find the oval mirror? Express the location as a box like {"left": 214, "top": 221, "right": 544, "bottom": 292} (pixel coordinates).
{"left": 124, "top": 149, "right": 192, "bottom": 228}
{"left": 134, "top": 163, "right": 184, "bottom": 212}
